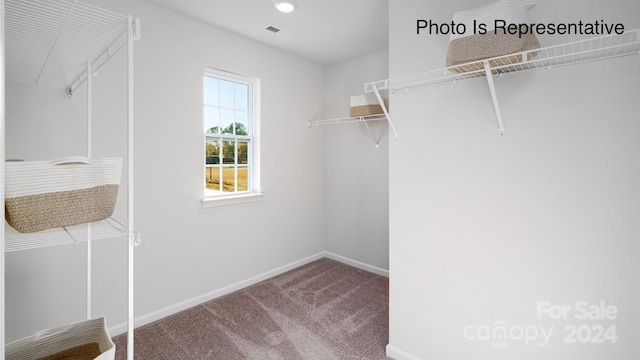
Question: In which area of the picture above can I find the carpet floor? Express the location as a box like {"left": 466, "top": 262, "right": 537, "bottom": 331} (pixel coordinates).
{"left": 113, "top": 258, "right": 389, "bottom": 359}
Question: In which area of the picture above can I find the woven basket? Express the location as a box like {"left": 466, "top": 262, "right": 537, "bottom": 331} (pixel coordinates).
{"left": 446, "top": 0, "right": 540, "bottom": 73}
{"left": 4, "top": 157, "right": 122, "bottom": 233}
{"left": 349, "top": 94, "right": 389, "bottom": 117}
{"left": 5, "top": 317, "right": 115, "bottom": 360}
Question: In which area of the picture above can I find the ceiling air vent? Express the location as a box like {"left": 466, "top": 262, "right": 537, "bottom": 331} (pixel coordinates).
{"left": 265, "top": 26, "right": 281, "bottom": 33}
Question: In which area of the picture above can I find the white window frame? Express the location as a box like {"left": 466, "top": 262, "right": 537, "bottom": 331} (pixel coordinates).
{"left": 202, "top": 68, "right": 262, "bottom": 208}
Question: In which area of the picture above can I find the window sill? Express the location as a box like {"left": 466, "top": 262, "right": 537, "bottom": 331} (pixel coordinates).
{"left": 201, "top": 192, "right": 266, "bottom": 208}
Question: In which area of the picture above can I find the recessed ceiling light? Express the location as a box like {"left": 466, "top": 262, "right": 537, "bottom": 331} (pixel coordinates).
{"left": 274, "top": 0, "right": 297, "bottom": 13}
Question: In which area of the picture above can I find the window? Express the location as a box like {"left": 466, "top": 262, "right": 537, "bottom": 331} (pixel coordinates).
{"left": 203, "top": 69, "right": 259, "bottom": 203}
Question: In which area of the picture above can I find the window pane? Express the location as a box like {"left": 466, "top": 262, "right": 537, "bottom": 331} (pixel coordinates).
{"left": 204, "top": 77, "right": 218, "bottom": 106}
{"left": 205, "top": 137, "right": 220, "bottom": 164}
{"left": 237, "top": 167, "right": 248, "bottom": 191}
{"left": 220, "top": 109, "right": 233, "bottom": 135}
{"left": 204, "top": 69, "right": 256, "bottom": 198}
{"left": 206, "top": 166, "right": 220, "bottom": 192}
{"left": 220, "top": 80, "right": 234, "bottom": 109}
{"left": 234, "top": 111, "right": 248, "bottom": 135}
{"left": 222, "top": 139, "right": 235, "bottom": 164}
{"left": 237, "top": 139, "right": 249, "bottom": 165}
{"left": 234, "top": 83, "right": 248, "bottom": 110}
{"left": 204, "top": 106, "right": 219, "bottom": 134}
{"left": 221, "top": 167, "right": 235, "bottom": 192}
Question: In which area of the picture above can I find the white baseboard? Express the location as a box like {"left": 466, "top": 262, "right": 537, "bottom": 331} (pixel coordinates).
{"left": 386, "top": 344, "right": 422, "bottom": 360}
{"left": 108, "top": 251, "right": 387, "bottom": 336}
{"left": 323, "top": 251, "right": 389, "bottom": 278}
{"left": 109, "top": 252, "right": 325, "bottom": 335}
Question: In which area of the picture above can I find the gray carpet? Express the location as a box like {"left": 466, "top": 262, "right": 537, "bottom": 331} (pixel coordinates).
{"left": 113, "top": 258, "right": 389, "bottom": 359}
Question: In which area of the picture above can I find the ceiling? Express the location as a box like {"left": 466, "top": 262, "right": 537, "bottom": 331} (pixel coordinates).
{"left": 142, "top": 0, "right": 389, "bottom": 65}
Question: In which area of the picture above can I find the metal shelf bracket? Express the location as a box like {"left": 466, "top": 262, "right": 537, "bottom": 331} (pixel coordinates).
{"left": 483, "top": 60, "right": 506, "bottom": 137}
{"left": 370, "top": 84, "right": 399, "bottom": 141}
{"left": 130, "top": 231, "right": 142, "bottom": 247}
{"left": 362, "top": 119, "right": 384, "bottom": 148}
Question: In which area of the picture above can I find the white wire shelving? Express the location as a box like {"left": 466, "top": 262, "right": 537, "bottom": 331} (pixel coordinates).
{"left": 4, "top": 0, "right": 133, "bottom": 89}
{"left": 3, "top": 1, "right": 140, "bottom": 359}
{"left": 308, "top": 114, "right": 388, "bottom": 126}
{"left": 309, "top": 114, "right": 390, "bottom": 147}
{"left": 365, "top": 29, "right": 640, "bottom": 137}
{"left": 4, "top": 218, "right": 140, "bottom": 252}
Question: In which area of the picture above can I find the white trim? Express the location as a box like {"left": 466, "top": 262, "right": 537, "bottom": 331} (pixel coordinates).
{"left": 108, "top": 252, "right": 325, "bottom": 335}
{"left": 203, "top": 67, "right": 261, "bottom": 198}
{"left": 386, "top": 344, "right": 423, "bottom": 360}
{"left": 107, "top": 251, "right": 388, "bottom": 336}
{"left": 201, "top": 192, "right": 266, "bottom": 208}
{"left": 324, "top": 251, "right": 389, "bottom": 278}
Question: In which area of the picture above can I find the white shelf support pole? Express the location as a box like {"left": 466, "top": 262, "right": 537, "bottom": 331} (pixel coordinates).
{"left": 483, "top": 60, "right": 506, "bottom": 137}
{"left": 126, "top": 16, "right": 138, "bottom": 360}
{"left": 86, "top": 60, "right": 93, "bottom": 320}
{"left": 1, "top": 0, "right": 6, "bottom": 355}
{"left": 127, "top": 16, "right": 134, "bottom": 360}
{"left": 371, "top": 85, "right": 399, "bottom": 140}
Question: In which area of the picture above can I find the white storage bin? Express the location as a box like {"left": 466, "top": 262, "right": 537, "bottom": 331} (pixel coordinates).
{"left": 5, "top": 317, "right": 115, "bottom": 360}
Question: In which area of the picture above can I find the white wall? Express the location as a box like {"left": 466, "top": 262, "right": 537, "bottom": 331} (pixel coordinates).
{"left": 388, "top": 0, "right": 640, "bottom": 359}
{"left": 5, "top": 82, "right": 95, "bottom": 341}
{"left": 323, "top": 51, "right": 390, "bottom": 270}
{"left": 5, "top": 0, "right": 326, "bottom": 341}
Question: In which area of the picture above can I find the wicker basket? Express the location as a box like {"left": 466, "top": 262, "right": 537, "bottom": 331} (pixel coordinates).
{"left": 5, "top": 317, "right": 115, "bottom": 360}
{"left": 349, "top": 94, "right": 389, "bottom": 117}
{"left": 446, "top": 0, "right": 540, "bottom": 73}
{"left": 4, "top": 157, "right": 122, "bottom": 233}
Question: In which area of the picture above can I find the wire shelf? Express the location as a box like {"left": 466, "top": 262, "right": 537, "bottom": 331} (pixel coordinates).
{"left": 5, "top": 0, "right": 130, "bottom": 88}
{"left": 366, "top": 29, "right": 640, "bottom": 93}
{"left": 4, "top": 217, "right": 135, "bottom": 252}
{"left": 308, "top": 114, "right": 388, "bottom": 127}
{"left": 4, "top": 1, "right": 140, "bottom": 358}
